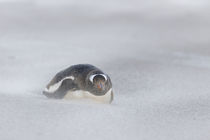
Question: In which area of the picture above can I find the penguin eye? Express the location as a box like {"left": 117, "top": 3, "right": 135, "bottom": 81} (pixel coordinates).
{"left": 89, "top": 74, "right": 107, "bottom": 83}
{"left": 99, "top": 74, "right": 107, "bottom": 82}
{"left": 89, "top": 74, "right": 97, "bottom": 83}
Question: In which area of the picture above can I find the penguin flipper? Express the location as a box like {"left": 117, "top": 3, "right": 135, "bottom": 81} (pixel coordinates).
{"left": 43, "top": 79, "right": 78, "bottom": 99}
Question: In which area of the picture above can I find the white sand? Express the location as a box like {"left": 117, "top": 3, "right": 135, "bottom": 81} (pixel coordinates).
{"left": 0, "top": 1, "right": 210, "bottom": 140}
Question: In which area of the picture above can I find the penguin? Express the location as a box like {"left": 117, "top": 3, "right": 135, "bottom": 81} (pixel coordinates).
{"left": 43, "top": 64, "right": 113, "bottom": 103}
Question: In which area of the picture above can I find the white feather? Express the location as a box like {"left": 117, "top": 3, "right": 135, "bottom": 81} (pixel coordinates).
{"left": 64, "top": 88, "right": 113, "bottom": 103}
{"left": 44, "top": 76, "right": 75, "bottom": 93}
{"left": 89, "top": 74, "right": 107, "bottom": 83}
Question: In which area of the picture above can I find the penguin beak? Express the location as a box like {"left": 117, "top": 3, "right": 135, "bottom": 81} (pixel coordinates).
{"left": 97, "top": 82, "right": 105, "bottom": 90}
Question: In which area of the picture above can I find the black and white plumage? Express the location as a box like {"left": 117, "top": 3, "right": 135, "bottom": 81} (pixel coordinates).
{"left": 43, "top": 64, "right": 113, "bottom": 103}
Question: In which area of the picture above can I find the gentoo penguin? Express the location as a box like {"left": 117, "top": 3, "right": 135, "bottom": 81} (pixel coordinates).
{"left": 43, "top": 64, "right": 113, "bottom": 103}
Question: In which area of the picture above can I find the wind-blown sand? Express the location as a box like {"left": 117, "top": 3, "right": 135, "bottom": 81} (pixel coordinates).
{"left": 0, "top": 1, "right": 210, "bottom": 140}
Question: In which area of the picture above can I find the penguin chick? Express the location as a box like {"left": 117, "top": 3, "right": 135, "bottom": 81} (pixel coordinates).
{"left": 43, "top": 64, "right": 113, "bottom": 103}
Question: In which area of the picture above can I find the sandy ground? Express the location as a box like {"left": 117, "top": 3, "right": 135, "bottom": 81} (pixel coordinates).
{"left": 0, "top": 1, "right": 210, "bottom": 140}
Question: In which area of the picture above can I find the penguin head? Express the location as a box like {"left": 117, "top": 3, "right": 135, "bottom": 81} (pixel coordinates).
{"left": 90, "top": 74, "right": 107, "bottom": 91}
{"left": 86, "top": 73, "right": 112, "bottom": 96}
